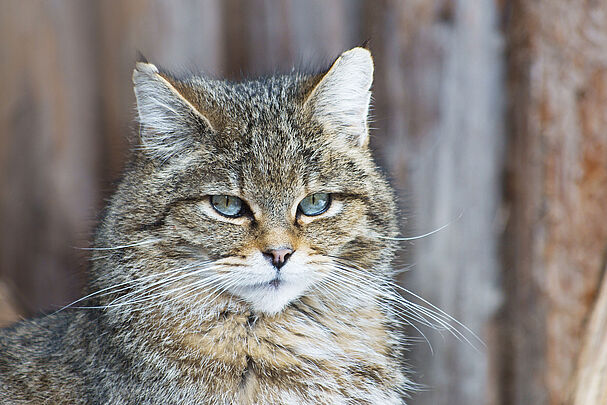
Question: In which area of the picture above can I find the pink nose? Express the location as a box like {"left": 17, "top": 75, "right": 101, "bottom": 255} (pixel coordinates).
{"left": 263, "top": 248, "right": 293, "bottom": 270}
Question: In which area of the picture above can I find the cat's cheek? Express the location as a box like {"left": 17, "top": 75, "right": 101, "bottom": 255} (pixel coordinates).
{"left": 164, "top": 204, "right": 253, "bottom": 253}
{"left": 302, "top": 220, "right": 356, "bottom": 255}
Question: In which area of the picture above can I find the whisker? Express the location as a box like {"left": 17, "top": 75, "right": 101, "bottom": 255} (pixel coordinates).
{"left": 387, "top": 282, "right": 485, "bottom": 350}
{"left": 315, "top": 273, "right": 422, "bottom": 348}
{"left": 375, "top": 210, "right": 464, "bottom": 241}
{"left": 74, "top": 238, "right": 162, "bottom": 251}
{"left": 323, "top": 266, "right": 439, "bottom": 330}
{"left": 324, "top": 256, "right": 484, "bottom": 351}
{"left": 55, "top": 260, "right": 212, "bottom": 313}
{"left": 78, "top": 272, "right": 223, "bottom": 311}
{"left": 104, "top": 273, "right": 225, "bottom": 310}
{"left": 106, "top": 261, "right": 214, "bottom": 306}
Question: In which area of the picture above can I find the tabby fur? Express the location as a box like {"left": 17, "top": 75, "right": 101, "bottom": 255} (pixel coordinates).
{"left": 0, "top": 47, "right": 411, "bottom": 404}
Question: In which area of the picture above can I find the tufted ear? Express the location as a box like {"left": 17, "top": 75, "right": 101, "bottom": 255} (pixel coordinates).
{"left": 132, "top": 62, "right": 213, "bottom": 161}
{"left": 303, "top": 47, "right": 374, "bottom": 147}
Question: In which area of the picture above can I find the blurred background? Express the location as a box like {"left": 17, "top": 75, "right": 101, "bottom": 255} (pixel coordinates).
{"left": 1, "top": 1, "right": 607, "bottom": 404}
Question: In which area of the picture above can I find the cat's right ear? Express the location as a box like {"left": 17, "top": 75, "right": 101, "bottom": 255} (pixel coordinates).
{"left": 303, "top": 47, "right": 374, "bottom": 148}
{"left": 132, "top": 62, "right": 213, "bottom": 161}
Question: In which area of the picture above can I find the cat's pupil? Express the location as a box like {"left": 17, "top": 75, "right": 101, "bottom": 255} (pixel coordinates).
{"left": 211, "top": 195, "right": 243, "bottom": 217}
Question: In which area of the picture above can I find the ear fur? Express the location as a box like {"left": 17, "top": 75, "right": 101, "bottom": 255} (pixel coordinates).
{"left": 304, "top": 47, "right": 374, "bottom": 147}
{"left": 132, "top": 62, "right": 213, "bottom": 161}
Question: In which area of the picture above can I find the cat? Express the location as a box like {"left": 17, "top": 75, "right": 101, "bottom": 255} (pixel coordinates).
{"left": 0, "top": 47, "right": 414, "bottom": 404}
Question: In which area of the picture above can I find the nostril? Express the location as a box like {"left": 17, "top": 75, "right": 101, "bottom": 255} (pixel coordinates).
{"left": 283, "top": 251, "right": 292, "bottom": 262}
{"left": 262, "top": 251, "right": 274, "bottom": 264}
{"left": 263, "top": 248, "right": 294, "bottom": 270}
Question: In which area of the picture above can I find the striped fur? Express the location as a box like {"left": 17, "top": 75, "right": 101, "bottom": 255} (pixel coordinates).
{"left": 0, "top": 48, "right": 411, "bottom": 404}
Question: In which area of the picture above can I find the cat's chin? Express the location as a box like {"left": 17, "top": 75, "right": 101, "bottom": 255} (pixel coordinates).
{"left": 232, "top": 280, "right": 310, "bottom": 315}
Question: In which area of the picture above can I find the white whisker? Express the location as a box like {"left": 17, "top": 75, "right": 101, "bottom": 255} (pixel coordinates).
{"left": 105, "top": 273, "right": 225, "bottom": 311}
{"left": 106, "top": 261, "right": 213, "bottom": 307}
{"left": 75, "top": 238, "right": 162, "bottom": 251}
{"left": 52, "top": 263, "right": 204, "bottom": 314}
{"left": 324, "top": 256, "right": 484, "bottom": 351}
{"left": 375, "top": 210, "right": 464, "bottom": 241}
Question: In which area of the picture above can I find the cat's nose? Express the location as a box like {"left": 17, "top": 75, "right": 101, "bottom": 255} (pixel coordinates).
{"left": 263, "top": 248, "right": 293, "bottom": 270}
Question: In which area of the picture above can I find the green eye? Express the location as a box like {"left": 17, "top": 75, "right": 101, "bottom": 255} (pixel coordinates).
{"left": 298, "top": 193, "right": 331, "bottom": 216}
{"left": 211, "top": 195, "right": 243, "bottom": 217}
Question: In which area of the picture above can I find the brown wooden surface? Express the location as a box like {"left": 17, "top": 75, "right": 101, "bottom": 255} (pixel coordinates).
{"left": 1, "top": 1, "right": 606, "bottom": 404}
{"left": 0, "top": 281, "right": 19, "bottom": 328}
{"left": 0, "top": 1, "right": 100, "bottom": 315}
{"left": 501, "top": 1, "right": 607, "bottom": 403}
{"left": 366, "top": 2, "right": 504, "bottom": 404}
{"left": 571, "top": 266, "right": 607, "bottom": 405}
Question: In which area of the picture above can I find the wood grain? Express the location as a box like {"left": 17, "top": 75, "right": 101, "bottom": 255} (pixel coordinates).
{"left": 502, "top": 1, "right": 607, "bottom": 404}
{"left": 571, "top": 268, "right": 607, "bottom": 405}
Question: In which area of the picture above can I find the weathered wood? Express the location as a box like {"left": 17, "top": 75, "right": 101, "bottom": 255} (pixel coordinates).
{"left": 571, "top": 268, "right": 607, "bottom": 405}
{"left": 0, "top": 0, "right": 100, "bottom": 315}
{"left": 365, "top": 1, "right": 505, "bottom": 404}
{"left": 223, "top": 0, "right": 355, "bottom": 76}
{"left": 502, "top": 1, "right": 607, "bottom": 404}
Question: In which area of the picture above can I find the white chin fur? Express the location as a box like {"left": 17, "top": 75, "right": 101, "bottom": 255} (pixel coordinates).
{"left": 238, "top": 281, "right": 310, "bottom": 315}
{"left": 227, "top": 256, "right": 314, "bottom": 315}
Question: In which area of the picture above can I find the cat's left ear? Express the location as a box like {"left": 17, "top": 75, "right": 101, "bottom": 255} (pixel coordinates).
{"left": 132, "top": 62, "right": 213, "bottom": 161}
{"left": 303, "top": 47, "right": 374, "bottom": 147}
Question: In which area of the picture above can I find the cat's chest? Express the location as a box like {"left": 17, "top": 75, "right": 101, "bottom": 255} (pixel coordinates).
{"left": 179, "top": 310, "right": 340, "bottom": 374}
{"left": 156, "top": 307, "right": 402, "bottom": 404}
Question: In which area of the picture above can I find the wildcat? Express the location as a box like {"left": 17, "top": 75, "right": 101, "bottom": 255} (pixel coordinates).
{"left": 0, "top": 47, "right": 413, "bottom": 404}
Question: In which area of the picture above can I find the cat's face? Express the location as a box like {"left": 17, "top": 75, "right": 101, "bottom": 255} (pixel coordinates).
{"left": 95, "top": 48, "right": 397, "bottom": 316}
{"left": 155, "top": 114, "right": 392, "bottom": 315}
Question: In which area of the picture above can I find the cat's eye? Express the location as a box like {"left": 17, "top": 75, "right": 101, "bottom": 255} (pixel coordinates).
{"left": 211, "top": 195, "right": 243, "bottom": 217}
{"left": 298, "top": 193, "right": 331, "bottom": 216}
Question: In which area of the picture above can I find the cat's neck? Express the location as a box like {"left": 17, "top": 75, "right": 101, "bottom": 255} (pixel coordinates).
{"left": 107, "top": 292, "right": 389, "bottom": 367}
{"left": 97, "top": 289, "right": 404, "bottom": 403}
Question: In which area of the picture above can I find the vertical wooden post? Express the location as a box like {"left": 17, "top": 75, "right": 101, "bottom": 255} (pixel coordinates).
{"left": 365, "top": 1, "right": 505, "bottom": 403}
{"left": 502, "top": 1, "right": 607, "bottom": 403}
{"left": 571, "top": 268, "right": 607, "bottom": 404}
{"left": 0, "top": 0, "right": 101, "bottom": 315}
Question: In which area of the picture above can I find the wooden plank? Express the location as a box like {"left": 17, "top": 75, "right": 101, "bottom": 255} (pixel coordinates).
{"left": 0, "top": 281, "right": 19, "bottom": 327}
{"left": 501, "top": 1, "right": 607, "bottom": 403}
{"left": 0, "top": 0, "right": 100, "bottom": 315}
{"left": 364, "top": 1, "right": 505, "bottom": 404}
{"left": 571, "top": 268, "right": 607, "bottom": 405}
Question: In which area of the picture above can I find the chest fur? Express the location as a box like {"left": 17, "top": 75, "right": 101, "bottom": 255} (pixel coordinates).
{"left": 143, "top": 305, "right": 405, "bottom": 404}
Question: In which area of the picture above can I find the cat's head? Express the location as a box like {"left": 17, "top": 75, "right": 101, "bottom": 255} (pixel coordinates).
{"left": 94, "top": 48, "right": 398, "bottom": 316}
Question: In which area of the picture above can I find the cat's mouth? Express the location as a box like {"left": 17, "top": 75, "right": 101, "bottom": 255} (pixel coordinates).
{"left": 226, "top": 261, "right": 313, "bottom": 314}
{"left": 245, "top": 277, "right": 283, "bottom": 290}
